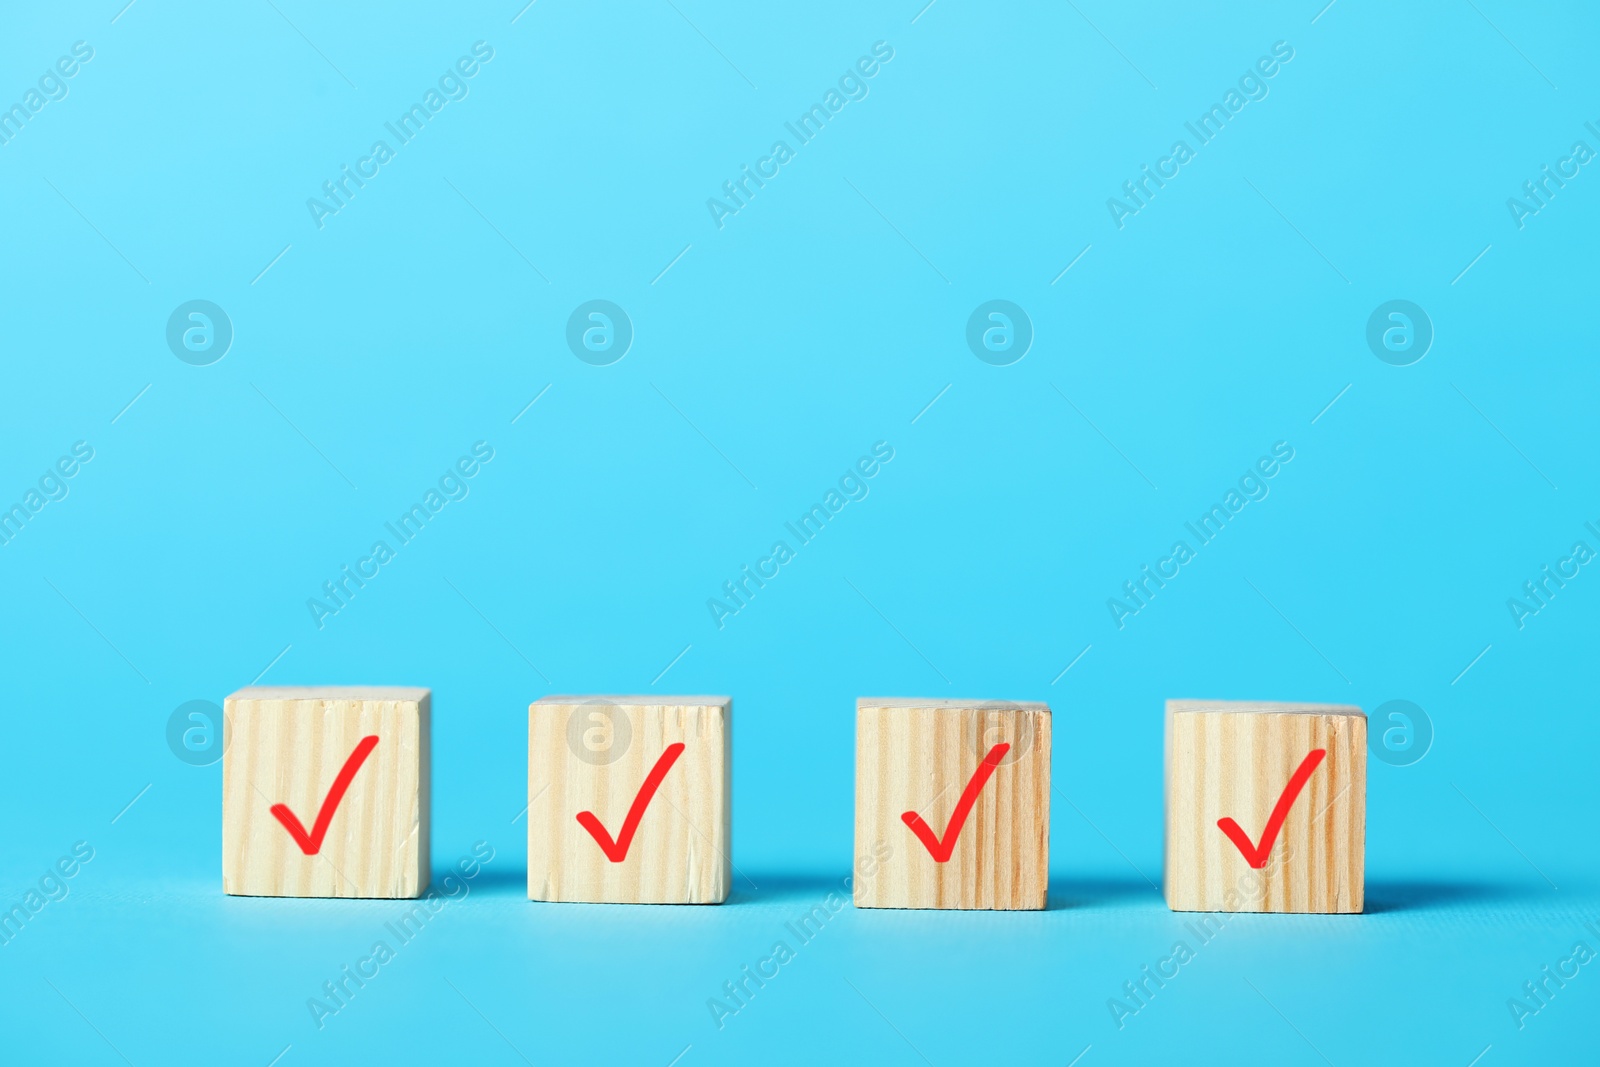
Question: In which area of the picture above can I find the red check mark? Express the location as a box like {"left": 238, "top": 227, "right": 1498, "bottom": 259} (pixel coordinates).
{"left": 901, "top": 742, "right": 1010, "bottom": 862}
{"left": 270, "top": 735, "right": 380, "bottom": 856}
{"left": 576, "top": 742, "right": 685, "bottom": 862}
{"left": 1216, "top": 748, "right": 1326, "bottom": 869}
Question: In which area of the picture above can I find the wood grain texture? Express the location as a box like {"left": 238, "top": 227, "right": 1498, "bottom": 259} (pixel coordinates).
{"left": 222, "top": 686, "right": 429, "bottom": 899}
{"left": 528, "top": 696, "right": 730, "bottom": 904}
{"left": 854, "top": 699, "right": 1050, "bottom": 911}
{"left": 1164, "top": 699, "right": 1365, "bottom": 914}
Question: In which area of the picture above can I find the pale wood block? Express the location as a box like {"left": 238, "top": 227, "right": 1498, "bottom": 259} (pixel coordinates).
{"left": 528, "top": 696, "right": 730, "bottom": 904}
{"left": 1164, "top": 699, "right": 1365, "bottom": 914}
{"left": 854, "top": 698, "right": 1050, "bottom": 910}
{"left": 222, "top": 686, "right": 429, "bottom": 899}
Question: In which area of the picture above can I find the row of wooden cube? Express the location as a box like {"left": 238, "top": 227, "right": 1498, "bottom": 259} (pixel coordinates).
{"left": 222, "top": 689, "right": 1365, "bottom": 913}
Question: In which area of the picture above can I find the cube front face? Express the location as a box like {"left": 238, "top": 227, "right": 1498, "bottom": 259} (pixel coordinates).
{"left": 222, "top": 686, "right": 429, "bottom": 899}
{"left": 1164, "top": 700, "right": 1365, "bottom": 914}
{"left": 855, "top": 699, "right": 1050, "bottom": 911}
{"left": 528, "top": 696, "right": 731, "bottom": 905}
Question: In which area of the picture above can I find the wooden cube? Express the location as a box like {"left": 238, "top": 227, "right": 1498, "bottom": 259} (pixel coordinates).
{"left": 1164, "top": 700, "right": 1365, "bottom": 914}
{"left": 222, "top": 686, "right": 429, "bottom": 899}
{"left": 854, "top": 698, "right": 1050, "bottom": 910}
{"left": 528, "top": 696, "right": 730, "bottom": 904}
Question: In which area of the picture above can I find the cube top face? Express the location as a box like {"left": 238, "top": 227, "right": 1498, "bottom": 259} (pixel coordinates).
{"left": 230, "top": 685, "right": 430, "bottom": 703}
{"left": 528, "top": 697, "right": 731, "bottom": 905}
{"left": 857, "top": 697, "right": 1051, "bottom": 713}
{"left": 1164, "top": 699, "right": 1365, "bottom": 914}
{"left": 855, "top": 699, "right": 1050, "bottom": 911}
{"left": 1168, "top": 699, "right": 1365, "bottom": 719}
{"left": 222, "top": 687, "right": 429, "bottom": 899}
{"left": 534, "top": 695, "right": 730, "bottom": 710}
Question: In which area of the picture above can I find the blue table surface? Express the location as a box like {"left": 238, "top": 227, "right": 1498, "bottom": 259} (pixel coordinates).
{"left": 2, "top": 855, "right": 1595, "bottom": 1064}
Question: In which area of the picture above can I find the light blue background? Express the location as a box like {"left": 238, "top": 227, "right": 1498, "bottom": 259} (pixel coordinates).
{"left": 1, "top": 1, "right": 1597, "bottom": 1063}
